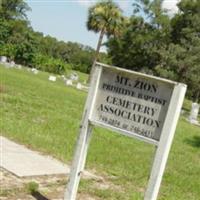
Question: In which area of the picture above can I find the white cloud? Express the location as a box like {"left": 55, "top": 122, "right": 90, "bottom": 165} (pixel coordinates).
{"left": 162, "top": 0, "right": 180, "bottom": 15}
{"left": 77, "top": 0, "right": 97, "bottom": 8}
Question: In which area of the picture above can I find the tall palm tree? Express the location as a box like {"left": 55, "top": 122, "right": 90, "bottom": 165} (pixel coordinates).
{"left": 87, "top": 0, "right": 125, "bottom": 82}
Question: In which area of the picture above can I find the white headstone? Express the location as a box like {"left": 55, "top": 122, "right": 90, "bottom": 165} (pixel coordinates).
{"left": 76, "top": 83, "right": 82, "bottom": 90}
{"left": 16, "top": 65, "right": 22, "bottom": 69}
{"left": 70, "top": 73, "right": 79, "bottom": 81}
{"left": 31, "top": 68, "right": 38, "bottom": 74}
{"left": 66, "top": 79, "right": 73, "bottom": 86}
{"left": 189, "top": 103, "right": 199, "bottom": 124}
{"left": 10, "top": 61, "right": 15, "bottom": 67}
{"left": 33, "top": 69, "right": 38, "bottom": 74}
{"left": 49, "top": 75, "right": 56, "bottom": 82}
{"left": 0, "top": 56, "right": 7, "bottom": 63}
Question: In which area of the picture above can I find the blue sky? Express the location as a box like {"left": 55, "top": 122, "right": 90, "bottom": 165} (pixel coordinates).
{"left": 25, "top": 0, "right": 133, "bottom": 52}
{"left": 25, "top": 0, "right": 179, "bottom": 51}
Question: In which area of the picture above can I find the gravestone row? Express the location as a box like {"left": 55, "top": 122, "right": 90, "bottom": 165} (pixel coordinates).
{"left": 48, "top": 72, "right": 89, "bottom": 92}
{"left": 0, "top": 56, "right": 22, "bottom": 69}
{"left": 1, "top": 56, "right": 198, "bottom": 124}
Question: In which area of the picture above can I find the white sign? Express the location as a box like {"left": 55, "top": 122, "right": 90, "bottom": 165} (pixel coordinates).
{"left": 90, "top": 67, "right": 174, "bottom": 144}
{"left": 65, "top": 63, "right": 186, "bottom": 200}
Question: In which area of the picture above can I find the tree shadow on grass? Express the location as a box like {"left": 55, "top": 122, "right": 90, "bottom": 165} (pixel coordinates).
{"left": 185, "top": 136, "right": 200, "bottom": 148}
{"left": 32, "top": 191, "right": 49, "bottom": 200}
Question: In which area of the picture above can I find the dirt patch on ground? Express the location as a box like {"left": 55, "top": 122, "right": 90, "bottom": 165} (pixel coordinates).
{"left": 0, "top": 167, "right": 121, "bottom": 200}
{"left": 0, "top": 84, "right": 7, "bottom": 93}
{"left": 1, "top": 167, "right": 66, "bottom": 200}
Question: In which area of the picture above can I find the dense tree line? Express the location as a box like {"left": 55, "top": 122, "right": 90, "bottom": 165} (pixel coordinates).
{"left": 0, "top": 0, "right": 199, "bottom": 101}
{"left": 107, "top": 0, "right": 200, "bottom": 102}
{"left": 0, "top": 0, "right": 109, "bottom": 74}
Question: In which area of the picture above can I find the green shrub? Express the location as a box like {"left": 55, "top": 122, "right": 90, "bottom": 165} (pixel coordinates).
{"left": 32, "top": 53, "right": 72, "bottom": 74}
{"left": 25, "top": 181, "right": 39, "bottom": 194}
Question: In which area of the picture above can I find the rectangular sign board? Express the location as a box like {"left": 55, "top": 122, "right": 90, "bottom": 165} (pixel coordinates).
{"left": 90, "top": 63, "right": 176, "bottom": 144}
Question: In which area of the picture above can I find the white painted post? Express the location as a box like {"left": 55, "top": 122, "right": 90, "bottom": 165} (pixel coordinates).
{"left": 64, "top": 64, "right": 102, "bottom": 200}
{"left": 144, "top": 83, "right": 187, "bottom": 200}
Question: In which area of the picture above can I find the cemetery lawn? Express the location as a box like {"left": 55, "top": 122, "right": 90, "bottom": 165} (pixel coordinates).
{"left": 1, "top": 65, "right": 200, "bottom": 200}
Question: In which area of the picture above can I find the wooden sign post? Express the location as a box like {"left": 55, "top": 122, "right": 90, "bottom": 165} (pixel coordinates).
{"left": 64, "top": 63, "right": 186, "bottom": 200}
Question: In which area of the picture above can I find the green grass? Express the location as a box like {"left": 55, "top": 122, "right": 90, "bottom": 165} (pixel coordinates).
{"left": 182, "top": 98, "right": 192, "bottom": 112}
{"left": 1, "top": 65, "right": 200, "bottom": 200}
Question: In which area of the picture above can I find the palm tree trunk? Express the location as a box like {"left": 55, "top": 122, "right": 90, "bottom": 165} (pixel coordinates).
{"left": 88, "top": 28, "right": 105, "bottom": 83}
